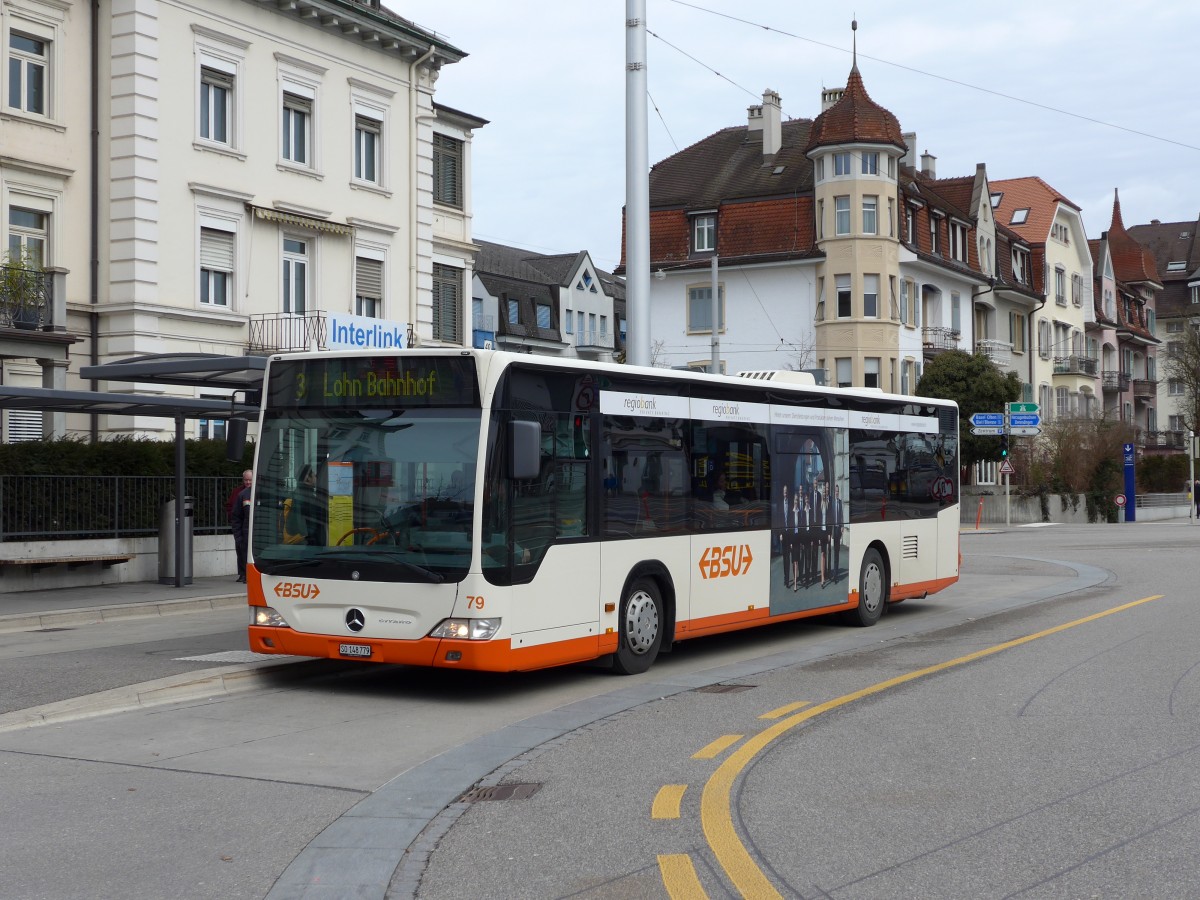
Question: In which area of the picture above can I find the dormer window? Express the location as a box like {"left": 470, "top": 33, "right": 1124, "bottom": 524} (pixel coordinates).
{"left": 691, "top": 213, "right": 716, "bottom": 253}
{"left": 1167, "top": 261, "right": 1186, "bottom": 272}
{"left": 833, "top": 152, "right": 852, "bottom": 176}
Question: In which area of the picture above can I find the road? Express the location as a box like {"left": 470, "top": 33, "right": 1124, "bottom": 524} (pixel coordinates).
{"left": 0, "top": 522, "right": 1194, "bottom": 898}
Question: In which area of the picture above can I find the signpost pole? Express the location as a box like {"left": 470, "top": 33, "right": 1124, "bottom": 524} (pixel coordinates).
{"left": 1189, "top": 431, "right": 1195, "bottom": 524}
{"left": 1005, "top": 471, "right": 1010, "bottom": 527}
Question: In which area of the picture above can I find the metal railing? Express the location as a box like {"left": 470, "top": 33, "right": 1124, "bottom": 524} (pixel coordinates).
{"left": 975, "top": 339, "right": 1012, "bottom": 370}
{"left": 0, "top": 475, "right": 243, "bottom": 541}
{"left": 575, "top": 329, "right": 614, "bottom": 351}
{"left": 1053, "top": 355, "right": 1098, "bottom": 376}
{"left": 1101, "top": 370, "right": 1130, "bottom": 392}
{"left": 1139, "top": 430, "right": 1185, "bottom": 450}
{"left": 249, "top": 311, "right": 328, "bottom": 352}
{"left": 1132, "top": 378, "right": 1157, "bottom": 399}
{"left": 0, "top": 264, "right": 53, "bottom": 330}
{"left": 922, "top": 326, "right": 961, "bottom": 352}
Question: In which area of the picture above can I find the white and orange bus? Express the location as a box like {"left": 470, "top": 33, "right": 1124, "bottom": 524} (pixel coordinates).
{"left": 247, "top": 349, "right": 959, "bottom": 674}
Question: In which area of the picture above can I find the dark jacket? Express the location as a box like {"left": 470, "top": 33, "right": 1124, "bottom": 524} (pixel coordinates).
{"left": 231, "top": 485, "right": 252, "bottom": 544}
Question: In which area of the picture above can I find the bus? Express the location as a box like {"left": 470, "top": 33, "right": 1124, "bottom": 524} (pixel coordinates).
{"left": 246, "top": 349, "right": 960, "bottom": 675}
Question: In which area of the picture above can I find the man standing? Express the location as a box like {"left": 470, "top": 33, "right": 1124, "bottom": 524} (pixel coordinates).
{"left": 230, "top": 470, "right": 253, "bottom": 583}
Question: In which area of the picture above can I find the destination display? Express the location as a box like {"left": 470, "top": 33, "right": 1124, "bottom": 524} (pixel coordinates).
{"left": 267, "top": 355, "right": 480, "bottom": 409}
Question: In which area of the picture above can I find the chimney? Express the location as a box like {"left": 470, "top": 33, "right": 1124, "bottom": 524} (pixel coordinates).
{"left": 820, "top": 86, "right": 844, "bottom": 112}
{"left": 900, "top": 132, "right": 917, "bottom": 169}
{"left": 920, "top": 150, "right": 937, "bottom": 179}
{"left": 747, "top": 104, "right": 763, "bottom": 132}
{"left": 1151, "top": 219, "right": 1161, "bottom": 225}
{"left": 761, "top": 89, "right": 781, "bottom": 156}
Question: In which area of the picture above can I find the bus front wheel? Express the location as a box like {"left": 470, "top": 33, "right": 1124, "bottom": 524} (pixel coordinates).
{"left": 613, "top": 578, "right": 663, "bottom": 675}
{"left": 851, "top": 548, "right": 887, "bottom": 627}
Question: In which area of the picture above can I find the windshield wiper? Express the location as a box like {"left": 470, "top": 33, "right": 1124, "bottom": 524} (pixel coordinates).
{"left": 258, "top": 550, "right": 445, "bottom": 583}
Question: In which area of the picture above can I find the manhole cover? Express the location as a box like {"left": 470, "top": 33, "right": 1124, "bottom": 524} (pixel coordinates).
{"left": 459, "top": 783, "right": 542, "bottom": 803}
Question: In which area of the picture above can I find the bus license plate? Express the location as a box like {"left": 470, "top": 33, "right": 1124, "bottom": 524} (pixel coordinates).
{"left": 339, "top": 643, "right": 372, "bottom": 658}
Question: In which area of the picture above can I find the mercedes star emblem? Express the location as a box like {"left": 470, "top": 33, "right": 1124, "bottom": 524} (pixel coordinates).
{"left": 345, "top": 608, "right": 366, "bottom": 633}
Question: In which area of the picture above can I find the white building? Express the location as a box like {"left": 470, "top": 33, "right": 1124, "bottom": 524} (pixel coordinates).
{"left": 1, "top": 0, "right": 479, "bottom": 441}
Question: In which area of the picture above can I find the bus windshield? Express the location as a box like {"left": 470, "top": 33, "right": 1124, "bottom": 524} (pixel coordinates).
{"left": 250, "top": 356, "right": 481, "bottom": 583}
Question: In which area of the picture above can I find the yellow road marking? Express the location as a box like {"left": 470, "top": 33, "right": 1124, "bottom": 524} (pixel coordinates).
{"left": 658, "top": 853, "right": 708, "bottom": 899}
{"left": 692, "top": 734, "right": 743, "bottom": 759}
{"left": 759, "top": 701, "right": 810, "bottom": 720}
{"left": 652, "top": 784, "right": 688, "bottom": 819}
{"left": 700, "top": 594, "right": 1166, "bottom": 899}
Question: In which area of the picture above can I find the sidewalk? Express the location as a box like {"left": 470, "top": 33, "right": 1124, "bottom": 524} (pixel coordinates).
{"left": 0, "top": 574, "right": 245, "bottom": 633}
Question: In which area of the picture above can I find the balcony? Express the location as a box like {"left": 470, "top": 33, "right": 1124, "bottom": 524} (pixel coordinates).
{"left": 1141, "top": 430, "right": 1186, "bottom": 450}
{"left": 573, "top": 329, "right": 614, "bottom": 353}
{"left": 1101, "top": 370, "right": 1130, "bottom": 393}
{"left": 975, "top": 339, "right": 1012, "bottom": 371}
{"left": 1053, "top": 355, "right": 1098, "bottom": 377}
{"left": 1132, "top": 378, "right": 1157, "bottom": 400}
{"left": 0, "top": 263, "right": 53, "bottom": 331}
{"left": 922, "top": 326, "right": 961, "bottom": 355}
{"left": 249, "top": 312, "right": 328, "bottom": 352}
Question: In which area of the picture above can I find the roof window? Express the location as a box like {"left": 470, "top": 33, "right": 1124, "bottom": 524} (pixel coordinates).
{"left": 1010, "top": 208, "right": 1029, "bottom": 225}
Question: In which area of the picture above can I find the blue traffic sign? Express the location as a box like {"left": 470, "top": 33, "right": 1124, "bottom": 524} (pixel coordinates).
{"left": 1009, "top": 413, "right": 1041, "bottom": 427}
{"left": 969, "top": 412, "right": 1005, "bottom": 427}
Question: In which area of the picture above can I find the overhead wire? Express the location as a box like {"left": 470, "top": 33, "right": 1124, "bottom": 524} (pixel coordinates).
{"left": 665, "top": 0, "right": 1200, "bottom": 153}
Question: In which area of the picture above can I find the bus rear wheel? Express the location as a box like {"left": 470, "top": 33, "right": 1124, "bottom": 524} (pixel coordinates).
{"left": 613, "top": 578, "right": 663, "bottom": 675}
{"left": 851, "top": 548, "right": 887, "bottom": 627}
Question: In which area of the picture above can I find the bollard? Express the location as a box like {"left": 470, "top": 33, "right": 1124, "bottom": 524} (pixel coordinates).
{"left": 976, "top": 495, "right": 984, "bottom": 530}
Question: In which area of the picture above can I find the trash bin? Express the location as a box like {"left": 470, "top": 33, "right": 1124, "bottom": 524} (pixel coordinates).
{"left": 158, "top": 496, "right": 195, "bottom": 585}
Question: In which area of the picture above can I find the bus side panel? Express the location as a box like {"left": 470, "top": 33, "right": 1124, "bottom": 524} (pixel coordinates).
{"left": 936, "top": 503, "right": 961, "bottom": 585}
{"left": 507, "top": 542, "right": 601, "bottom": 648}
{"left": 599, "top": 534, "right": 692, "bottom": 644}
{"left": 898, "top": 517, "right": 939, "bottom": 591}
{"left": 688, "top": 529, "right": 772, "bottom": 626}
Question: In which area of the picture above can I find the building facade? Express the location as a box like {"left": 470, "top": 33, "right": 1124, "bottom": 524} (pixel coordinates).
{"left": 989, "top": 177, "right": 1095, "bottom": 423}
{"left": 473, "top": 240, "right": 625, "bottom": 361}
{"left": 1129, "top": 213, "right": 1198, "bottom": 449}
{"left": 625, "top": 68, "right": 1022, "bottom": 398}
{"left": 1, "top": 0, "right": 477, "bottom": 441}
{"left": 1090, "top": 192, "right": 1163, "bottom": 450}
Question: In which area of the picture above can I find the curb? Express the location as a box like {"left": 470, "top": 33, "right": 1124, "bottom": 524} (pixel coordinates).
{"left": 0, "top": 656, "right": 348, "bottom": 733}
{"left": 0, "top": 593, "right": 245, "bottom": 635}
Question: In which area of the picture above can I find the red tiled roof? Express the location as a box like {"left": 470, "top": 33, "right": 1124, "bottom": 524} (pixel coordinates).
{"left": 1106, "top": 189, "right": 1162, "bottom": 287}
{"left": 644, "top": 197, "right": 817, "bottom": 268}
{"left": 805, "top": 66, "right": 906, "bottom": 154}
{"left": 989, "top": 176, "right": 1079, "bottom": 244}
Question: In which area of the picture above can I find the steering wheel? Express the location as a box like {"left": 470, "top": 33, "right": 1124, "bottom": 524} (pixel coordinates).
{"left": 335, "top": 527, "right": 398, "bottom": 546}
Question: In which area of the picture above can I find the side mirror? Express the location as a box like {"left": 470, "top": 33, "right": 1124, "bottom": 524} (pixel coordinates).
{"left": 509, "top": 420, "right": 541, "bottom": 480}
{"left": 226, "top": 418, "right": 248, "bottom": 462}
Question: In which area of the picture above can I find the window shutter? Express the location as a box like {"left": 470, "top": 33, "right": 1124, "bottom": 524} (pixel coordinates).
{"left": 433, "top": 263, "right": 461, "bottom": 342}
{"left": 6, "top": 410, "right": 42, "bottom": 442}
{"left": 355, "top": 258, "right": 383, "bottom": 299}
{"left": 200, "top": 228, "right": 235, "bottom": 271}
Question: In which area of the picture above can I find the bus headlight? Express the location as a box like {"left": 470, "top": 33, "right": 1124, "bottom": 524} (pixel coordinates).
{"left": 251, "top": 606, "right": 289, "bottom": 628}
{"left": 430, "top": 618, "right": 501, "bottom": 641}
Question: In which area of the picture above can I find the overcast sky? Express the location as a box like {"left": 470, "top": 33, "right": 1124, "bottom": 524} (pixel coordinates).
{"left": 391, "top": 1, "right": 1200, "bottom": 273}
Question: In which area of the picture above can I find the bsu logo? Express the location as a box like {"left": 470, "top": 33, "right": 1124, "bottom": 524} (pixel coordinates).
{"left": 698, "top": 544, "right": 753, "bottom": 579}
